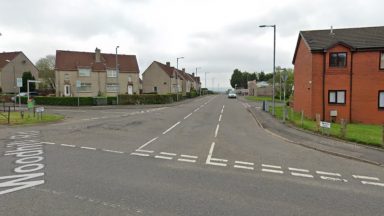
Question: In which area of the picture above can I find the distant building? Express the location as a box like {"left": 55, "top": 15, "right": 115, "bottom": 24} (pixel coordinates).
{"left": 0, "top": 52, "right": 39, "bottom": 93}
{"left": 293, "top": 26, "right": 384, "bottom": 124}
{"left": 55, "top": 48, "right": 140, "bottom": 97}
{"left": 247, "top": 80, "right": 257, "bottom": 96}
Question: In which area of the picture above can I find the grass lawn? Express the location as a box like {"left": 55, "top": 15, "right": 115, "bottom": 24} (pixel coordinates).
{"left": 0, "top": 111, "right": 64, "bottom": 125}
{"left": 273, "top": 106, "right": 383, "bottom": 147}
{"left": 245, "top": 96, "right": 283, "bottom": 102}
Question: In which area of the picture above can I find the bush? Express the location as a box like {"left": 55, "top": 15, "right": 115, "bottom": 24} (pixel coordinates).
{"left": 30, "top": 96, "right": 93, "bottom": 106}
{"left": 119, "top": 94, "right": 174, "bottom": 105}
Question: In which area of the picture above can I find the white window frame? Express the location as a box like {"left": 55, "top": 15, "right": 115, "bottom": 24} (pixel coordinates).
{"left": 107, "top": 69, "right": 117, "bottom": 78}
{"left": 380, "top": 52, "right": 384, "bottom": 70}
{"left": 78, "top": 68, "right": 91, "bottom": 77}
{"left": 329, "top": 90, "right": 346, "bottom": 104}
{"left": 106, "top": 83, "right": 119, "bottom": 92}
{"left": 379, "top": 91, "right": 384, "bottom": 108}
{"left": 78, "top": 83, "right": 92, "bottom": 92}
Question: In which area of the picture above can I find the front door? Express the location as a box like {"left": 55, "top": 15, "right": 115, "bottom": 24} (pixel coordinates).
{"left": 64, "top": 85, "right": 71, "bottom": 97}
{"left": 128, "top": 85, "right": 133, "bottom": 95}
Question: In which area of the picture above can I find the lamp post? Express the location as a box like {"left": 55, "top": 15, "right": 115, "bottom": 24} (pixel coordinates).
{"left": 259, "top": 24, "right": 276, "bottom": 116}
{"left": 176, "top": 57, "right": 184, "bottom": 101}
{"left": 115, "top": 45, "right": 119, "bottom": 105}
{"left": 282, "top": 68, "right": 288, "bottom": 123}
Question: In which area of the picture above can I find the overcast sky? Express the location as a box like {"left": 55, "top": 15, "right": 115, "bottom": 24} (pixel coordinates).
{"left": 1, "top": 0, "right": 383, "bottom": 89}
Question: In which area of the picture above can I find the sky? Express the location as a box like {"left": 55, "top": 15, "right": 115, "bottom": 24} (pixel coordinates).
{"left": 1, "top": 0, "right": 383, "bottom": 89}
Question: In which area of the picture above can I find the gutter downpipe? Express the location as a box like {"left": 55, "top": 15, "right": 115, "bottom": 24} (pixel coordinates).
{"left": 349, "top": 51, "right": 354, "bottom": 123}
{"left": 322, "top": 50, "right": 326, "bottom": 121}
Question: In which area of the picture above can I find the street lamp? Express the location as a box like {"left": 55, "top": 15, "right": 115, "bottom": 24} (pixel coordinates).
{"left": 176, "top": 57, "right": 184, "bottom": 101}
{"left": 115, "top": 46, "right": 120, "bottom": 105}
{"left": 195, "top": 67, "right": 201, "bottom": 77}
{"left": 259, "top": 24, "right": 276, "bottom": 116}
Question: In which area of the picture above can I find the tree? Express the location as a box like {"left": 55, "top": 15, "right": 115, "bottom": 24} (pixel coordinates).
{"left": 21, "top": 72, "right": 36, "bottom": 92}
{"left": 36, "top": 55, "right": 55, "bottom": 89}
{"left": 230, "top": 69, "right": 243, "bottom": 88}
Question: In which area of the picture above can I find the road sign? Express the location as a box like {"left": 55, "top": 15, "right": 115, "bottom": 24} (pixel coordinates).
{"left": 76, "top": 80, "right": 81, "bottom": 88}
{"left": 320, "top": 121, "right": 331, "bottom": 128}
{"left": 16, "top": 78, "right": 23, "bottom": 87}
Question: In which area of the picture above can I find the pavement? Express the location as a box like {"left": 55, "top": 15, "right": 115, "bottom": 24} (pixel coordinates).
{"left": 240, "top": 96, "right": 384, "bottom": 167}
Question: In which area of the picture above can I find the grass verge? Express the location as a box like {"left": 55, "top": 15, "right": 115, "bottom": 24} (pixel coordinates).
{"left": 0, "top": 111, "right": 64, "bottom": 125}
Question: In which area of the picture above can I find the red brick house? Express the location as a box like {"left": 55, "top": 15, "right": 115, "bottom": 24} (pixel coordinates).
{"left": 293, "top": 26, "right": 384, "bottom": 124}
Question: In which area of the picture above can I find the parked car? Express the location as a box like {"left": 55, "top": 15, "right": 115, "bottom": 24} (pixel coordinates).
{"left": 228, "top": 91, "right": 237, "bottom": 98}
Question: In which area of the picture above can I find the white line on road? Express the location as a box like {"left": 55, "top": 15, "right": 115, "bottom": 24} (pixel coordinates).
{"left": 160, "top": 152, "right": 177, "bottom": 156}
{"left": 91, "top": 117, "right": 100, "bottom": 120}
{"left": 320, "top": 176, "right": 347, "bottom": 182}
{"left": 235, "top": 161, "right": 254, "bottom": 166}
{"left": 207, "top": 162, "right": 227, "bottom": 167}
{"left": 207, "top": 142, "right": 215, "bottom": 156}
{"left": 80, "top": 146, "right": 97, "bottom": 150}
{"left": 184, "top": 113, "right": 193, "bottom": 119}
{"left": 316, "top": 171, "right": 341, "bottom": 177}
{"left": 136, "top": 137, "right": 159, "bottom": 151}
{"left": 262, "top": 164, "right": 282, "bottom": 169}
{"left": 130, "top": 152, "right": 150, "bottom": 157}
{"left": 214, "top": 124, "right": 220, "bottom": 138}
{"left": 180, "top": 154, "right": 198, "bottom": 159}
{"left": 352, "top": 175, "right": 380, "bottom": 181}
{"left": 194, "top": 108, "right": 200, "bottom": 112}
{"left": 361, "top": 181, "right": 384, "bottom": 187}
{"left": 162, "top": 122, "right": 181, "bottom": 134}
{"left": 61, "top": 144, "right": 76, "bottom": 147}
{"left": 177, "top": 158, "right": 196, "bottom": 163}
{"left": 234, "top": 165, "right": 254, "bottom": 170}
{"left": 210, "top": 157, "right": 228, "bottom": 162}
{"left": 102, "top": 149, "right": 124, "bottom": 154}
{"left": 206, "top": 142, "right": 227, "bottom": 167}
{"left": 288, "top": 167, "right": 309, "bottom": 172}
{"left": 154, "top": 155, "right": 173, "bottom": 160}
{"left": 291, "top": 172, "right": 314, "bottom": 178}
{"left": 219, "top": 114, "right": 222, "bottom": 122}
{"left": 262, "top": 169, "right": 284, "bottom": 174}
{"left": 136, "top": 149, "right": 154, "bottom": 153}
{"left": 41, "top": 142, "right": 56, "bottom": 145}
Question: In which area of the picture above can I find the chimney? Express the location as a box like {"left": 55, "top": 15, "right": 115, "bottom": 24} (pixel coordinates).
{"left": 166, "top": 62, "right": 171, "bottom": 67}
{"left": 192, "top": 73, "right": 195, "bottom": 77}
{"left": 95, "top": 47, "right": 101, "bottom": 62}
{"left": 330, "top": 26, "right": 335, "bottom": 36}
{"left": 182, "top": 68, "right": 185, "bottom": 72}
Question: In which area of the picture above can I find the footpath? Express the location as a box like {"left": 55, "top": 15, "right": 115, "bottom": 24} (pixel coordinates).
{"left": 240, "top": 97, "right": 384, "bottom": 167}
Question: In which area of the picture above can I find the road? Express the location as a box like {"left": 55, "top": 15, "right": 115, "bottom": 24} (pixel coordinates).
{"left": 0, "top": 95, "right": 383, "bottom": 215}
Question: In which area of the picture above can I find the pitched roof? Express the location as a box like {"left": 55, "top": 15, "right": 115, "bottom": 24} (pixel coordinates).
{"left": 0, "top": 52, "right": 21, "bottom": 69}
{"left": 55, "top": 50, "right": 139, "bottom": 73}
{"left": 153, "top": 61, "right": 184, "bottom": 79}
{"left": 293, "top": 26, "right": 384, "bottom": 64}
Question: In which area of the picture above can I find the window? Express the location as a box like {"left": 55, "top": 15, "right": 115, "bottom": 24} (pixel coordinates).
{"left": 329, "top": 90, "right": 346, "bottom": 104}
{"left": 379, "top": 91, "right": 384, "bottom": 108}
{"left": 107, "top": 69, "right": 117, "bottom": 78}
{"left": 78, "top": 83, "right": 92, "bottom": 92}
{"left": 106, "top": 84, "right": 119, "bottom": 92}
{"left": 330, "top": 52, "right": 347, "bottom": 67}
{"left": 380, "top": 52, "right": 384, "bottom": 70}
{"left": 154, "top": 86, "right": 158, "bottom": 93}
{"left": 78, "top": 68, "right": 91, "bottom": 77}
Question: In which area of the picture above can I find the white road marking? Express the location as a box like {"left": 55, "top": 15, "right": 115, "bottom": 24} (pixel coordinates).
{"left": 262, "top": 169, "right": 284, "bottom": 174}
{"left": 361, "top": 181, "right": 384, "bottom": 187}
{"left": 102, "top": 149, "right": 124, "bottom": 154}
{"left": 219, "top": 114, "right": 222, "bottom": 122}
{"left": 288, "top": 167, "right": 309, "bottom": 172}
{"left": 194, "top": 108, "right": 200, "bottom": 112}
{"left": 352, "top": 175, "right": 380, "bottom": 181}
{"left": 80, "top": 146, "right": 96, "bottom": 150}
{"left": 136, "top": 149, "right": 154, "bottom": 153}
{"left": 235, "top": 161, "right": 254, "bottom": 166}
{"left": 177, "top": 158, "right": 196, "bottom": 163}
{"left": 214, "top": 124, "right": 220, "bottom": 138}
{"left": 154, "top": 155, "right": 173, "bottom": 160}
{"left": 207, "top": 162, "right": 227, "bottom": 167}
{"left": 160, "top": 152, "right": 177, "bottom": 156}
{"left": 180, "top": 154, "right": 198, "bottom": 159}
{"left": 206, "top": 142, "right": 227, "bottom": 167}
{"left": 262, "top": 164, "right": 282, "bottom": 169}
{"left": 291, "top": 172, "right": 314, "bottom": 178}
{"left": 41, "top": 142, "right": 56, "bottom": 145}
{"left": 320, "top": 176, "right": 348, "bottom": 182}
{"left": 200, "top": 105, "right": 204, "bottom": 108}
{"left": 136, "top": 137, "right": 159, "bottom": 151}
{"left": 162, "top": 121, "right": 181, "bottom": 134}
{"left": 210, "top": 158, "right": 228, "bottom": 162}
{"left": 184, "top": 113, "right": 193, "bottom": 119}
{"left": 130, "top": 152, "right": 150, "bottom": 157}
{"left": 234, "top": 165, "right": 254, "bottom": 170}
{"left": 90, "top": 117, "right": 99, "bottom": 120}
{"left": 61, "top": 144, "right": 76, "bottom": 147}
{"left": 316, "top": 171, "right": 341, "bottom": 177}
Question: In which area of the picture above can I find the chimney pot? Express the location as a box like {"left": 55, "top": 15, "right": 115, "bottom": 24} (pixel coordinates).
{"left": 182, "top": 68, "right": 185, "bottom": 72}
{"left": 166, "top": 62, "right": 170, "bottom": 67}
{"left": 95, "top": 47, "right": 101, "bottom": 62}
{"left": 192, "top": 73, "right": 195, "bottom": 77}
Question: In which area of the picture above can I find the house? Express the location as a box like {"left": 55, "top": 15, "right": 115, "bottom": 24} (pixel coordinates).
{"left": 293, "top": 26, "right": 384, "bottom": 124}
{"left": 142, "top": 61, "right": 201, "bottom": 95}
{"left": 55, "top": 48, "right": 140, "bottom": 97}
{"left": 247, "top": 80, "right": 257, "bottom": 96}
{"left": 0, "top": 52, "right": 39, "bottom": 93}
